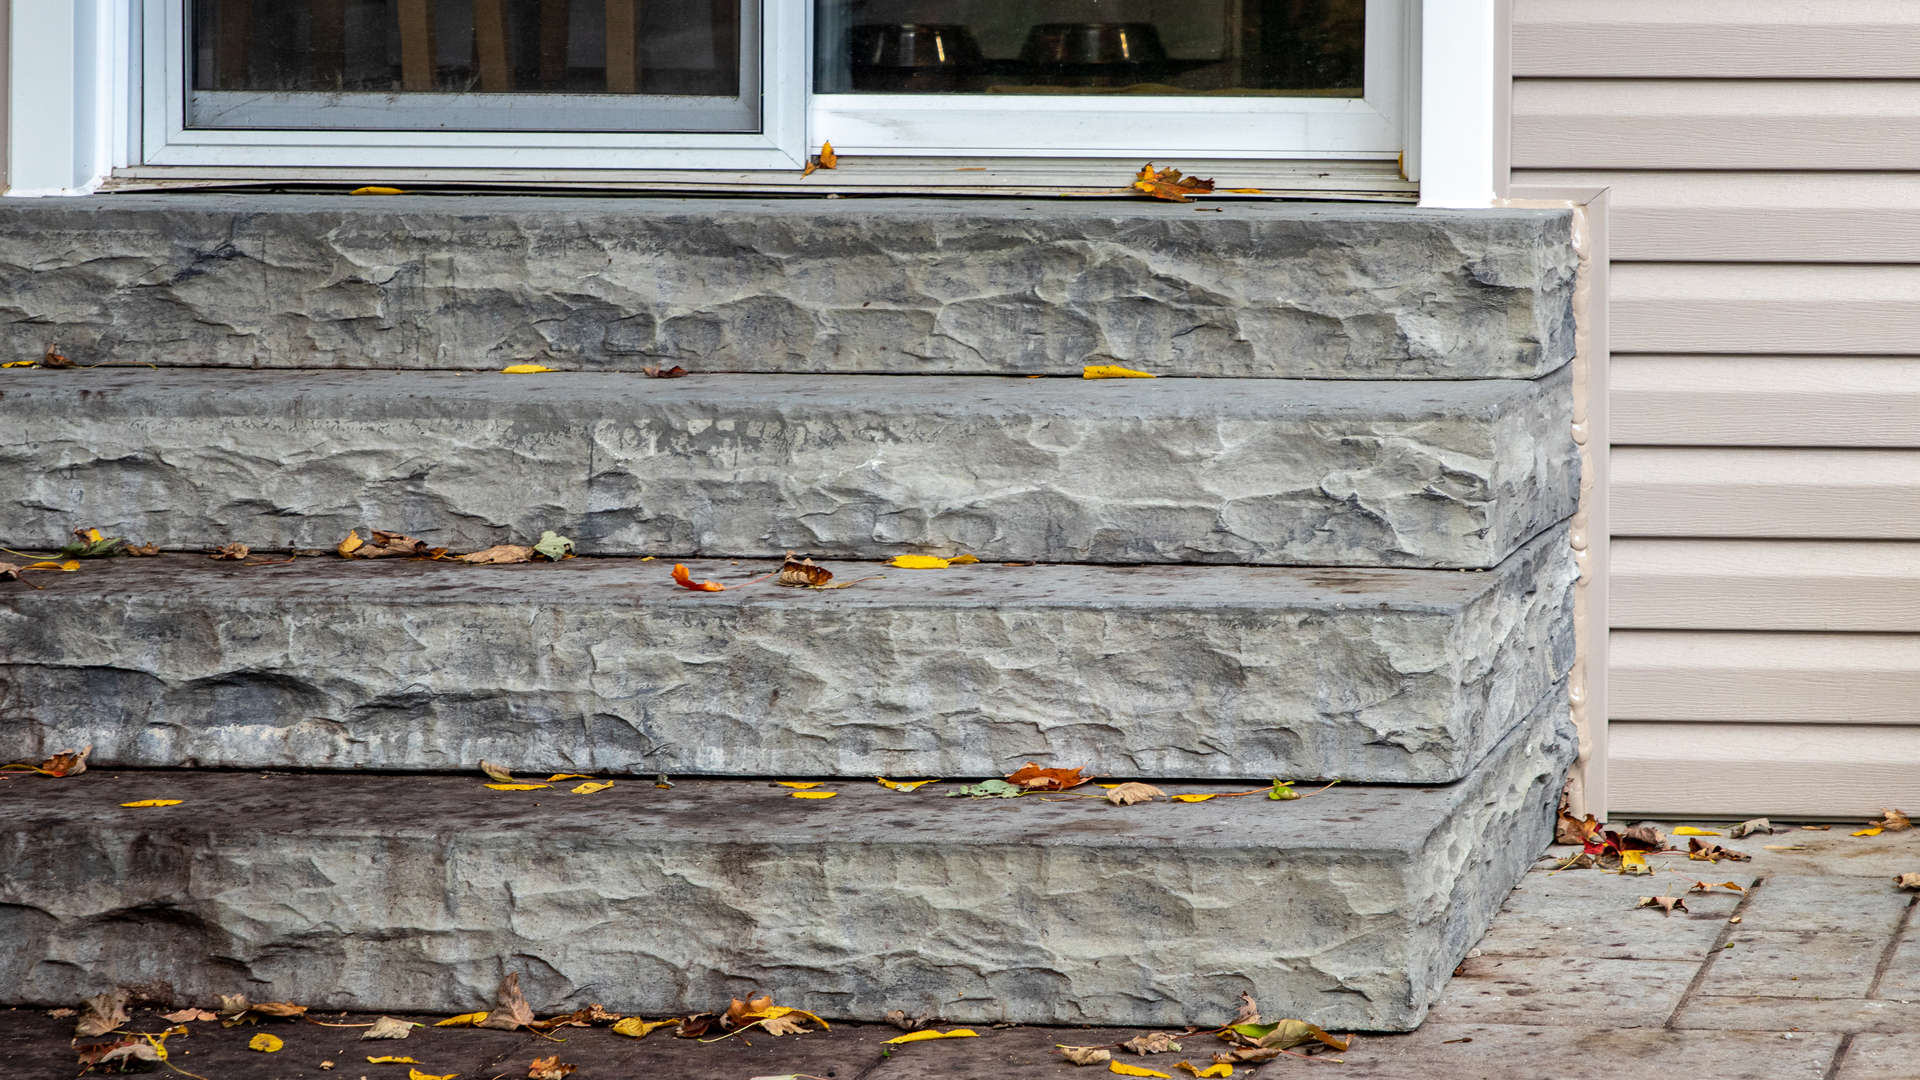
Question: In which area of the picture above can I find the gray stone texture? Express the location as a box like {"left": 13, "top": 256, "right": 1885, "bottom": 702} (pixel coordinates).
{"left": 0, "top": 524, "right": 1573, "bottom": 783}
{"left": 0, "top": 195, "right": 1577, "bottom": 380}
{"left": 1, "top": 368, "right": 1577, "bottom": 568}
{"left": 0, "top": 692, "right": 1574, "bottom": 1031}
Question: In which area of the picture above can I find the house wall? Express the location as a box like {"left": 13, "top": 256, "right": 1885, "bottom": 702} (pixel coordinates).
{"left": 1, "top": 2, "right": 10, "bottom": 191}
{"left": 1510, "top": 0, "right": 1920, "bottom": 818}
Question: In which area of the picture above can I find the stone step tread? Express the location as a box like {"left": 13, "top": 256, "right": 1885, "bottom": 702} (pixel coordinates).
{"left": 2, "top": 195, "right": 1576, "bottom": 380}
{"left": 3, "top": 367, "right": 1577, "bottom": 569}
{"left": 0, "top": 525, "right": 1573, "bottom": 782}
{"left": 0, "top": 698, "right": 1574, "bottom": 1030}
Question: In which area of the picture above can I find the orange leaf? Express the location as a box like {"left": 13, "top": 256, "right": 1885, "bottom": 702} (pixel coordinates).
{"left": 671, "top": 564, "right": 726, "bottom": 592}
{"left": 1005, "top": 762, "right": 1091, "bottom": 791}
{"left": 1132, "top": 162, "right": 1215, "bottom": 203}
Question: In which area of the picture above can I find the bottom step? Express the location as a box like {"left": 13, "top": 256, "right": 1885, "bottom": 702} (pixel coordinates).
{"left": 0, "top": 691, "right": 1572, "bottom": 1032}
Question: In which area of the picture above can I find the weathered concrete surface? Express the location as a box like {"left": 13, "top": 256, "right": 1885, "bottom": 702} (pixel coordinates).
{"left": 0, "top": 692, "right": 1574, "bottom": 1031}
{"left": 0, "top": 195, "right": 1576, "bottom": 379}
{"left": 0, "top": 525, "right": 1573, "bottom": 782}
{"left": 1, "top": 368, "right": 1577, "bottom": 568}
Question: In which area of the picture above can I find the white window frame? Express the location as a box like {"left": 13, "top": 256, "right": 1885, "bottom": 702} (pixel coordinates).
{"left": 4, "top": 0, "right": 1498, "bottom": 204}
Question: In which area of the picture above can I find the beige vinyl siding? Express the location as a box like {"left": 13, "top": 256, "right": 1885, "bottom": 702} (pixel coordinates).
{"left": 1513, "top": 0, "right": 1920, "bottom": 818}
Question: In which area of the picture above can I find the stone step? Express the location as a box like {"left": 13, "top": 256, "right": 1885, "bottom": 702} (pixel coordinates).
{"left": 0, "top": 524, "right": 1571, "bottom": 783}
{"left": 2, "top": 367, "right": 1575, "bottom": 568}
{"left": 0, "top": 195, "right": 1575, "bottom": 380}
{"left": 0, "top": 692, "right": 1573, "bottom": 1031}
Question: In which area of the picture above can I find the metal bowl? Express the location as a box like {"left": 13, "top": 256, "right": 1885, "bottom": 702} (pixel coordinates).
{"left": 846, "top": 23, "right": 985, "bottom": 91}
{"left": 1019, "top": 22, "right": 1169, "bottom": 68}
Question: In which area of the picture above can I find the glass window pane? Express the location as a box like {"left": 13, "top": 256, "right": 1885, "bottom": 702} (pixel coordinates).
{"left": 814, "top": 0, "right": 1362, "bottom": 96}
{"left": 189, "top": 0, "right": 756, "bottom": 132}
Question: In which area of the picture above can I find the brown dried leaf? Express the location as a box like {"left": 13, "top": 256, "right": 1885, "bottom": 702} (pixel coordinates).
{"left": 1121, "top": 1032, "right": 1182, "bottom": 1054}
{"left": 1230, "top": 991, "right": 1260, "bottom": 1027}
{"left": 1619, "top": 824, "right": 1666, "bottom": 850}
{"left": 361, "top": 1016, "right": 413, "bottom": 1040}
{"left": 884, "top": 1010, "right": 932, "bottom": 1032}
{"left": 1005, "top": 762, "right": 1091, "bottom": 791}
{"left": 341, "top": 529, "right": 440, "bottom": 559}
{"left": 1895, "top": 872, "right": 1920, "bottom": 891}
{"left": 1058, "top": 1045, "right": 1113, "bottom": 1066}
{"left": 250, "top": 1001, "right": 308, "bottom": 1019}
{"left": 1686, "top": 881, "right": 1745, "bottom": 894}
{"left": 642, "top": 365, "right": 688, "bottom": 378}
{"left": 777, "top": 554, "right": 836, "bottom": 589}
{"left": 675, "top": 1013, "right": 716, "bottom": 1038}
{"left": 457, "top": 545, "right": 535, "bottom": 565}
{"left": 1729, "top": 818, "right": 1774, "bottom": 839}
{"left": 478, "top": 973, "right": 536, "bottom": 1031}
{"left": 43, "top": 344, "right": 74, "bottom": 368}
{"left": 1637, "top": 895, "right": 1689, "bottom": 915}
{"left": 125, "top": 542, "right": 160, "bottom": 556}
{"left": 1132, "top": 162, "right": 1215, "bottom": 202}
{"left": 161, "top": 1008, "right": 217, "bottom": 1023}
{"left": 77, "top": 1038, "right": 158, "bottom": 1069}
{"left": 1215, "top": 1046, "right": 1284, "bottom": 1064}
{"left": 1874, "top": 808, "right": 1912, "bottom": 832}
{"left": 533, "top": 1004, "right": 623, "bottom": 1030}
{"left": 1688, "top": 837, "right": 1749, "bottom": 863}
{"left": 22, "top": 744, "right": 92, "bottom": 777}
{"left": 760, "top": 1014, "right": 810, "bottom": 1037}
{"left": 210, "top": 543, "right": 251, "bottom": 561}
{"left": 0, "top": 561, "right": 19, "bottom": 583}
{"left": 723, "top": 995, "right": 775, "bottom": 1031}
{"left": 1556, "top": 807, "right": 1602, "bottom": 847}
{"left": 480, "top": 761, "right": 517, "bottom": 783}
{"left": 1106, "top": 782, "right": 1167, "bottom": 806}
{"left": 528, "top": 1055, "right": 576, "bottom": 1080}
{"left": 75, "top": 990, "right": 130, "bottom": 1038}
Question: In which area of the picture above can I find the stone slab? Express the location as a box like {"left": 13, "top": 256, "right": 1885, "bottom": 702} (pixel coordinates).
{"left": 0, "top": 527, "right": 1573, "bottom": 782}
{"left": 1326, "top": 1024, "right": 1840, "bottom": 1080}
{"left": 1699, "top": 931, "right": 1886, "bottom": 999}
{"left": 0, "top": 195, "right": 1576, "bottom": 380}
{"left": 0, "top": 367, "right": 1577, "bottom": 568}
{"left": 1734, "top": 875, "right": 1915, "bottom": 935}
{"left": 1673, "top": 996, "right": 1920, "bottom": 1034}
{"left": 1838, "top": 1034, "right": 1920, "bottom": 1080}
{"left": 1872, "top": 937, "right": 1920, "bottom": 1000}
{"left": 1423, "top": 954, "right": 1699, "bottom": 1027}
{"left": 1469, "top": 869, "right": 1742, "bottom": 961}
{"left": 0, "top": 693, "right": 1574, "bottom": 1031}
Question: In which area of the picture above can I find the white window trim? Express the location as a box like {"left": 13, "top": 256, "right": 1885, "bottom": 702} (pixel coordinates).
{"left": 6, "top": 0, "right": 1497, "bottom": 203}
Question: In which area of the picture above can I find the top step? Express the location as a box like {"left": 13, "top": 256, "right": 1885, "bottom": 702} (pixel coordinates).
{"left": 0, "top": 195, "right": 1575, "bottom": 380}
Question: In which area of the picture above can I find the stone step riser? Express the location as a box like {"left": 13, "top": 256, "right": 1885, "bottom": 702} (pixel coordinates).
{"left": 0, "top": 525, "right": 1572, "bottom": 783}
{"left": 2, "top": 369, "right": 1576, "bottom": 569}
{"left": 0, "top": 196, "right": 1575, "bottom": 380}
{"left": 0, "top": 694, "right": 1573, "bottom": 1031}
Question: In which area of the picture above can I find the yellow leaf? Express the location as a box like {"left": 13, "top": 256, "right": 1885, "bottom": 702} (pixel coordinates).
{"left": 1170, "top": 793, "right": 1217, "bottom": 803}
{"left": 884, "top": 1029, "right": 979, "bottom": 1044}
{"left": 120, "top": 799, "right": 183, "bottom": 807}
{"left": 248, "top": 1033, "right": 284, "bottom": 1053}
{"left": 1672, "top": 827, "right": 1721, "bottom": 836}
{"left": 570, "top": 781, "right": 613, "bottom": 795}
{"left": 434, "top": 1012, "right": 488, "bottom": 1027}
{"left": 407, "top": 1070, "right": 458, "bottom": 1080}
{"left": 1223, "top": 188, "right": 1264, "bottom": 194}
{"left": 1083, "top": 365, "right": 1156, "bottom": 379}
{"left": 791, "top": 791, "right": 837, "bottom": 799}
{"left": 82, "top": 528, "right": 104, "bottom": 543}
{"left": 819, "top": 141, "right": 838, "bottom": 169}
{"left": 876, "top": 777, "right": 941, "bottom": 792}
{"left": 367, "top": 1057, "right": 421, "bottom": 1064}
{"left": 1621, "top": 850, "right": 1651, "bottom": 874}
{"left": 1854, "top": 827, "right": 1885, "bottom": 837}
{"left": 350, "top": 186, "right": 406, "bottom": 195}
{"left": 502, "top": 364, "right": 553, "bottom": 374}
{"left": 1109, "top": 1064, "right": 1172, "bottom": 1079}
{"left": 763, "top": 1005, "right": 831, "bottom": 1031}
{"left": 777, "top": 781, "right": 824, "bottom": 789}
{"left": 337, "top": 530, "right": 365, "bottom": 557}
{"left": 1177, "top": 1065, "right": 1232, "bottom": 1078}
{"left": 1, "top": 360, "right": 36, "bottom": 367}
{"left": 947, "top": 554, "right": 980, "bottom": 564}
{"left": 888, "top": 555, "right": 950, "bottom": 569}
{"left": 610, "top": 1017, "right": 676, "bottom": 1039}
{"left": 26, "top": 560, "right": 81, "bottom": 571}
{"left": 544, "top": 774, "right": 591, "bottom": 781}
{"left": 484, "top": 783, "right": 550, "bottom": 791}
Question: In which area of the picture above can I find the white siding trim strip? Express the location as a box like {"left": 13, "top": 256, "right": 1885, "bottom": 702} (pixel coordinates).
{"left": 1613, "top": 539, "right": 1920, "bottom": 633}
{"left": 1611, "top": 448, "right": 1920, "bottom": 538}
{"left": 1612, "top": 264, "right": 1920, "bottom": 355}
{"left": 1612, "top": 631, "right": 1920, "bottom": 726}
{"left": 1514, "top": 1, "right": 1920, "bottom": 80}
{"left": 1610, "top": 722, "right": 1920, "bottom": 818}
{"left": 1611, "top": 356, "right": 1920, "bottom": 448}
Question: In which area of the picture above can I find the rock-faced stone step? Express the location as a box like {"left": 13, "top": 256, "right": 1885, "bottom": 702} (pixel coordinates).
{"left": 2, "top": 367, "right": 1576, "bottom": 568}
{"left": 0, "top": 524, "right": 1572, "bottom": 783}
{"left": 0, "top": 693, "right": 1574, "bottom": 1031}
{"left": 0, "top": 194, "right": 1576, "bottom": 380}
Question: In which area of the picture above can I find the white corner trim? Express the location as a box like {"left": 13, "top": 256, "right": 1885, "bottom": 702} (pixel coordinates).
{"left": 1413, "top": 0, "right": 1498, "bottom": 208}
{"left": 4, "top": 0, "right": 128, "bottom": 196}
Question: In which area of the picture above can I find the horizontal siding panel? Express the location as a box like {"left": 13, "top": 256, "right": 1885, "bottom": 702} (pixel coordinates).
{"left": 1612, "top": 631, "right": 1920, "bottom": 725}
{"left": 1610, "top": 722, "right": 1920, "bottom": 818}
{"left": 1611, "top": 356, "right": 1920, "bottom": 447}
{"left": 1512, "top": 171, "right": 1920, "bottom": 263}
{"left": 1612, "top": 539, "right": 1920, "bottom": 631}
{"left": 1612, "top": 448, "right": 1920, "bottom": 538}
{"left": 1612, "top": 264, "right": 1920, "bottom": 355}
{"left": 1513, "top": 0, "right": 1920, "bottom": 79}
{"left": 1512, "top": 80, "right": 1920, "bottom": 170}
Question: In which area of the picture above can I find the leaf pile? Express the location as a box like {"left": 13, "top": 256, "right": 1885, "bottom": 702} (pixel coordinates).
{"left": 1133, "top": 163, "right": 1215, "bottom": 202}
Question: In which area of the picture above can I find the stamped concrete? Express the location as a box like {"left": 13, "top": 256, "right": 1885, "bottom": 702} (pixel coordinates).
{"left": 0, "top": 526, "right": 1572, "bottom": 782}
{"left": 0, "top": 195, "right": 1576, "bottom": 379}
{"left": 0, "top": 367, "right": 1577, "bottom": 568}
{"left": 0, "top": 694, "right": 1573, "bottom": 1032}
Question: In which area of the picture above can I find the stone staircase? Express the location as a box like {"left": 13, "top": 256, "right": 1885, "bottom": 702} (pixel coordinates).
{"left": 0, "top": 195, "right": 1579, "bottom": 1032}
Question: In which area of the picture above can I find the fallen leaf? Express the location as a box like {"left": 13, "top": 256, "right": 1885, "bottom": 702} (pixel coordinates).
{"left": 1132, "top": 162, "right": 1215, "bottom": 202}
{"left": 1729, "top": 818, "right": 1774, "bottom": 839}
{"left": 1176, "top": 1064, "right": 1232, "bottom": 1078}
{"left": 611, "top": 1017, "right": 677, "bottom": 1039}
{"left": 1230, "top": 992, "right": 1259, "bottom": 1027}
{"left": 531, "top": 1004, "right": 623, "bottom": 1031}
{"left": 885, "top": 1029, "right": 977, "bottom": 1044}
{"left": 368, "top": 1055, "right": 422, "bottom": 1063}
{"left": 120, "top": 799, "right": 183, "bottom": 807}
{"left": 340, "top": 530, "right": 444, "bottom": 560}
{"left": 1637, "top": 895, "right": 1689, "bottom": 915}
{"left": 888, "top": 554, "right": 951, "bottom": 569}
{"left": 478, "top": 973, "right": 536, "bottom": 1031}
{"left": 777, "top": 781, "right": 824, "bottom": 789}
{"left": 485, "top": 783, "right": 550, "bottom": 791}
{"left": 210, "top": 543, "right": 251, "bottom": 560}
{"left": 250, "top": 1001, "right": 309, "bottom": 1019}
{"left": 362, "top": 1016, "right": 414, "bottom": 1040}
{"left": 642, "top": 365, "right": 688, "bottom": 378}
{"left": 675, "top": 1013, "right": 716, "bottom": 1038}
{"left": 4, "top": 744, "right": 92, "bottom": 777}
{"left": 75, "top": 990, "right": 130, "bottom": 1037}
{"left": 1800, "top": 825, "right": 1831, "bottom": 831}
{"left": 1215, "top": 1047, "right": 1283, "bottom": 1064}
{"left": 533, "top": 531, "right": 574, "bottom": 561}
{"left": 337, "top": 530, "right": 366, "bottom": 557}
{"left": 876, "top": 777, "right": 940, "bottom": 792}
{"left": 528, "top": 1055, "right": 575, "bottom": 1080}
{"left": 1171, "top": 793, "right": 1220, "bottom": 804}
{"left": 947, "top": 779, "right": 1025, "bottom": 798}
{"left": 722, "top": 996, "right": 830, "bottom": 1036}
{"left": 0, "top": 561, "right": 18, "bottom": 583}
{"left": 322, "top": 1063, "right": 335, "bottom": 1071}
{"left": 671, "top": 563, "right": 726, "bottom": 591}
{"left": 884, "top": 1010, "right": 933, "bottom": 1032}
{"left": 1269, "top": 779, "right": 1304, "bottom": 800}
{"left": 24, "top": 560, "right": 81, "bottom": 571}
{"left": 458, "top": 545, "right": 535, "bottom": 564}
{"left": 1109, "top": 1063, "right": 1172, "bottom": 1079}
{"left": 1895, "top": 873, "right": 1920, "bottom": 890}
{"left": 570, "top": 781, "right": 613, "bottom": 795}
{"left": 802, "top": 141, "right": 839, "bottom": 176}
{"left": 1873, "top": 808, "right": 1912, "bottom": 832}
{"left": 776, "top": 553, "right": 850, "bottom": 589}
{"left": 790, "top": 791, "right": 837, "bottom": 800}
{"left": 351, "top": 186, "right": 406, "bottom": 195}
{"left": 1083, "top": 365, "right": 1156, "bottom": 379}
{"left": 479, "top": 761, "right": 517, "bottom": 783}
{"left": 161, "top": 1009, "right": 217, "bottom": 1023}
{"left": 948, "top": 553, "right": 980, "bottom": 564}
{"left": 1856, "top": 827, "right": 1886, "bottom": 837}
{"left": 1687, "top": 881, "right": 1745, "bottom": 894}
{"left": 250, "top": 1033, "right": 285, "bottom": 1052}
{"left": 43, "top": 344, "right": 74, "bottom": 368}
{"left": 1060, "top": 1045, "right": 1114, "bottom": 1065}
{"left": 1122, "top": 1032, "right": 1182, "bottom": 1054}
{"left": 1672, "top": 826, "right": 1721, "bottom": 836}
{"left": 1005, "top": 762, "right": 1091, "bottom": 791}
{"left": 60, "top": 527, "right": 125, "bottom": 559}
{"left": 78, "top": 1039, "right": 160, "bottom": 1069}
{"left": 1689, "top": 838, "right": 1750, "bottom": 862}
{"left": 408, "top": 1070, "right": 458, "bottom": 1080}
{"left": 544, "top": 774, "right": 592, "bottom": 782}
{"left": 1, "top": 359, "right": 36, "bottom": 368}
{"left": 433, "top": 1012, "right": 488, "bottom": 1027}
{"left": 1226, "top": 1019, "right": 1349, "bottom": 1053}
{"left": 126, "top": 542, "right": 161, "bottom": 557}
{"left": 503, "top": 364, "right": 554, "bottom": 373}
{"left": 1556, "top": 805, "right": 1602, "bottom": 846}
{"left": 1107, "top": 782, "right": 1167, "bottom": 806}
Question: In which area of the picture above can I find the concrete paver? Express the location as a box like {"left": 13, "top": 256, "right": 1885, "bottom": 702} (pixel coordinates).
{"left": 1427, "top": 954, "right": 1700, "bottom": 1026}
{"left": 1700, "top": 930, "right": 1887, "bottom": 998}
{"left": 1673, "top": 995, "right": 1920, "bottom": 1034}
{"left": 1836, "top": 1033, "right": 1920, "bottom": 1080}
{"left": 1871, "top": 937, "right": 1920, "bottom": 1000}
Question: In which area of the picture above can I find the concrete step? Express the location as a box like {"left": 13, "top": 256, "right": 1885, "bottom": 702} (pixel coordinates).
{"left": 0, "top": 523, "right": 1572, "bottom": 783}
{"left": 0, "top": 691, "right": 1574, "bottom": 1031}
{"left": 0, "top": 195, "right": 1575, "bottom": 380}
{"left": 2, "top": 367, "right": 1576, "bottom": 568}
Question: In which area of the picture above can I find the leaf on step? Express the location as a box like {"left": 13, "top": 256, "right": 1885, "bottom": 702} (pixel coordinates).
{"left": 210, "top": 543, "right": 251, "bottom": 561}
{"left": 361, "top": 1016, "right": 414, "bottom": 1040}
{"left": 120, "top": 799, "right": 182, "bottom": 807}
{"left": 1873, "top": 808, "right": 1912, "bottom": 832}
{"left": 249, "top": 1033, "right": 284, "bottom": 1053}
{"left": 76, "top": 1038, "right": 158, "bottom": 1069}
{"left": 611, "top": 1017, "right": 677, "bottom": 1039}
{"left": 1687, "top": 881, "right": 1744, "bottom": 894}
{"left": 502, "top": 364, "right": 553, "bottom": 373}
{"left": 1, "top": 359, "right": 36, "bottom": 368}
{"left": 350, "top": 186, "right": 406, "bottom": 195}
{"left": 884, "top": 1009, "right": 934, "bottom": 1032}
{"left": 43, "top": 344, "right": 74, "bottom": 368}
{"left": 458, "top": 545, "right": 535, "bottom": 565}
{"left": 790, "top": 791, "right": 837, "bottom": 800}
{"left": 1058, "top": 1045, "right": 1113, "bottom": 1066}
{"left": 1171, "top": 793, "right": 1220, "bottom": 803}
{"left": 671, "top": 563, "right": 727, "bottom": 591}
{"left": 721, "top": 996, "right": 830, "bottom": 1036}
{"left": 642, "top": 365, "right": 688, "bottom": 378}
{"left": 1213, "top": 1047, "right": 1283, "bottom": 1065}
{"left": 0, "top": 561, "right": 18, "bottom": 583}
{"left": 947, "top": 779, "right": 1025, "bottom": 799}
{"left": 1854, "top": 827, "right": 1884, "bottom": 837}
{"left": 528, "top": 1055, "right": 575, "bottom": 1080}
{"left": 126, "top": 542, "right": 160, "bottom": 557}
{"left": 1729, "top": 818, "right": 1774, "bottom": 839}
{"left": 947, "top": 553, "right": 980, "bottom": 564}
{"left": 1620, "top": 850, "right": 1651, "bottom": 874}
{"left": 777, "top": 781, "right": 824, "bottom": 789}
{"left": 1121, "top": 1032, "right": 1182, "bottom": 1054}
{"left": 1229, "top": 992, "right": 1260, "bottom": 1027}
{"left": 337, "top": 530, "right": 366, "bottom": 557}
{"left": 1223, "top": 1019, "right": 1349, "bottom": 1053}
{"left": 1106, "top": 783, "right": 1167, "bottom": 806}
{"left": 160, "top": 1008, "right": 217, "bottom": 1023}
{"left": 1895, "top": 872, "right": 1920, "bottom": 891}
{"left": 479, "top": 761, "right": 517, "bottom": 783}
{"left": 1108, "top": 1063, "right": 1172, "bottom": 1078}
{"left": 570, "top": 781, "right": 613, "bottom": 795}
{"left": 876, "top": 777, "right": 941, "bottom": 792}
{"left": 801, "top": 140, "right": 838, "bottom": 177}
{"left": 675, "top": 1013, "right": 717, "bottom": 1038}
{"left": 1268, "top": 779, "right": 1302, "bottom": 800}
{"left": 1083, "top": 365, "right": 1156, "bottom": 379}
{"left": 60, "top": 527, "right": 125, "bottom": 559}
{"left": 1671, "top": 826, "right": 1720, "bottom": 836}
{"left": 1688, "top": 838, "right": 1750, "bottom": 862}
{"left": 545, "top": 774, "right": 592, "bottom": 782}
{"left": 1132, "top": 163, "right": 1214, "bottom": 202}
{"left": 484, "top": 782, "right": 550, "bottom": 791}
{"left": 888, "top": 554, "right": 951, "bottom": 569}
{"left": 533, "top": 531, "right": 574, "bottom": 561}
{"left": 367, "top": 1056, "right": 421, "bottom": 1063}
{"left": 24, "top": 560, "right": 81, "bottom": 572}
{"left": 2, "top": 744, "right": 91, "bottom": 777}
{"left": 532, "top": 1004, "right": 623, "bottom": 1031}
{"left": 408, "top": 1069, "right": 458, "bottom": 1080}
{"left": 433, "top": 1013, "right": 488, "bottom": 1028}
{"left": 477, "top": 973, "right": 535, "bottom": 1031}
{"left": 74, "top": 990, "right": 130, "bottom": 1038}
{"left": 776, "top": 554, "right": 843, "bottom": 589}
{"left": 1176, "top": 1064, "right": 1232, "bottom": 1078}
{"left": 1636, "top": 895, "right": 1688, "bottom": 915}
{"left": 883, "top": 1029, "right": 977, "bottom": 1044}
{"left": 1005, "top": 762, "right": 1090, "bottom": 791}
